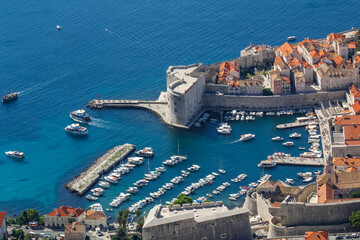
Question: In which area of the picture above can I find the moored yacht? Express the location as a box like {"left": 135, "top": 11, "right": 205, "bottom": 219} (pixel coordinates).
{"left": 289, "top": 132, "right": 301, "bottom": 138}
{"left": 272, "top": 136, "right": 283, "bottom": 141}
{"left": 287, "top": 36, "right": 296, "bottom": 41}
{"left": 135, "top": 147, "right": 154, "bottom": 158}
{"left": 65, "top": 123, "right": 88, "bottom": 135}
{"left": 282, "top": 141, "right": 294, "bottom": 147}
{"left": 5, "top": 150, "right": 24, "bottom": 158}
{"left": 128, "top": 157, "right": 144, "bottom": 165}
{"left": 70, "top": 109, "right": 91, "bottom": 122}
{"left": 258, "top": 160, "right": 276, "bottom": 168}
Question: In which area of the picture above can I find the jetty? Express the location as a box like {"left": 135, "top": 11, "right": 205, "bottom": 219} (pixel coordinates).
{"left": 264, "top": 156, "right": 325, "bottom": 167}
{"left": 276, "top": 122, "right": 309, "bottom": 129}
{"left": 65, "top": 143, "right": 135, "bottom": 195}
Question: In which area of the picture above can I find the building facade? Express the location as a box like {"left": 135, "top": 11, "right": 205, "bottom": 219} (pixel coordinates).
{"left": 85, "top": 210, "right": 107, "bottom": 230}
{"left": 64, "top": 222, "right": 86, "bottom": 240}
{"left": 44, "top": 206, "right": 85, "bottom": 228}
{"left": 0, "top": 212, "right": 7, "bottom": 239}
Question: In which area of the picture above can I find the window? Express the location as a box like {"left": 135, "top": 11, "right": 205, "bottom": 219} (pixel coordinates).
{"left": 221, "top": 233, "right": 227, "bottom": 239}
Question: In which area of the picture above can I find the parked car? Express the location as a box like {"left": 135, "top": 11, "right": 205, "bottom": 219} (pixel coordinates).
{"left": 352, "top": 233, "right": 359, "bottom": 238}
{"left": 335, "top": 236, "right": 344, "bottom": 239}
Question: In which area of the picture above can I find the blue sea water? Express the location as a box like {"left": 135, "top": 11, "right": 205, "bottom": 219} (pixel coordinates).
{"left": 0, "top": 0, "right": 359, "bottom": 217}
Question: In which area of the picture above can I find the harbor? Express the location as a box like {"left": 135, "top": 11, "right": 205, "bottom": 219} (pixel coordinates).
{"left": 262, "top": 156, "right": 325, "bottom": 167}
{"left": 65, "top": 143, "right": 136, "bottom": 196}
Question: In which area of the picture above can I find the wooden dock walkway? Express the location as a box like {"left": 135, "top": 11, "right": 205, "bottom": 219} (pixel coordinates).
{"left": 65, "top": 143, "right": 136, "bottom": 196}
{"left": 264, "top": 156, "right": 325, "bottom": 166}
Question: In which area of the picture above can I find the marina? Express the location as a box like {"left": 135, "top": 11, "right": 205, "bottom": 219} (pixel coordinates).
{"left": 261, "top": 156, "right": 325, "bottom": 167}
{"left": 65, "top": 143, "right": 135, "bottom": 195}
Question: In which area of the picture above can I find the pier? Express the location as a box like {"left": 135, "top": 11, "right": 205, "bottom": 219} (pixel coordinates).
{"left": 65, "top": 143, "right": 136, "bottom": 196}
{"left": 276, "top": 122, "right": 309, "bottom": 129}
{"left": 264, "top": 156, "right": 325, "bottom": 167}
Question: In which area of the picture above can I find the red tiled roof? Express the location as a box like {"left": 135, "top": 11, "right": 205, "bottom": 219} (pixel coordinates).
{"left": 305, "top": 231, "right": 328, "bottom": 240}
{"left": 298, "top": 38, "right": 314, "bottom": 48}
{"left": 281, "top": 76, "right": 290, "bottom": 83}
{"left": 256, "top": 47, "right": 263, "bottom": 52}
{"left": 335, "top": 115, "right": 360, "bottom": 126}
{"left": 347, "top": 167, "right": 357, "bottom": 172}
{"left": 219, "top": 62, "right": 230, "bottom": 72}
{"left": 318, "top": 183, "right": 334, "bottom": 204}
{"left": 327, "top": 32, "right": 345, "bottom": 42}
{"left": 86, "top": 210, "right": 106, "bottom": 220}
{"left": 276, "top": 42, "right": 296, "bottom": 57}
{"left": 354, "top": 55, "right": 360, "bottom": 64}
{"left": 348, "top": 41, "right": 357, "bottom": 49}
{"left": 353, "top": 100, "right": 360, "bottom": 115}
{"left": 350, "top": 85, "right": 360, "bottom": 98}
{"left": 301, "top": 60, "right": 312, "bottom": 69}
{"left": 228, "top": 80, "right": 239, "bottom": 87}
{"left": 45, "top": 206, "right": 85, "bottom": 217}
{"left": 333, "top": 55, "right": 344, "bottom": 68}
{"left": 310, "top": 50, "right": 320, "bottom": 58}
{"left": 0, "top": 212, "right": 6, "bottom": 227}
{"left": 333, "top": 157, "right": 360, "bottom": 167}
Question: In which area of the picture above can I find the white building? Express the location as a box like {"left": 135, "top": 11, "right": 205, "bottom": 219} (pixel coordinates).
{"left": 85, "top": 210, "right": 107, "bottom": 230}
{"left": 44, "top": 206, "right": 86, "bottom": 228}
{"left": 0, "top": 212, "right": 7, "bottom": 239}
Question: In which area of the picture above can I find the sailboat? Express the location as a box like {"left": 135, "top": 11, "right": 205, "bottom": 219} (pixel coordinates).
{"left": 218, "top": 159, "right": 226, "bottom": 174}
{"left": 171, "top": 141, "right": 187, "bottom": 161}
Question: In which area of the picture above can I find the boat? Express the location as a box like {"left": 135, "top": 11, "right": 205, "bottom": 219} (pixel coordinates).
{"left": 297, "top": 172, "right": 312, "bottom": 178}
{"left": 282, "top": 141, "right": 294, "bottom": 147}
{"left": 106, "top": 208, "right": 113, "bottom": 212}
{"left": 212, "top": 172, "right": 219, "bottom": 176}
{"left": 217, "top": 123, "right": 232, "bottom": 135}
{"left": 127, "top": 157, "right": 144, "bottom": 165}
{"left": 314, "top": 170, "right": 322, "bottom": 175}
{"left": 65, "top": 123, "right": 88, "bottom": 135}
{"left": 206, "top": 193, "right": 213, "bottom": 198}
{"left": 218, "top": 169, "right": 226, "bottom": 174}
{"left": 303, "top": 177, "right": 313, "bottom": 183}
{"left": 2, "top": 91, "right": 19, "bottom": 103}
{"left": 135, "top": 147, "right": 154, "bottom": 158}
{"left": 126, "top": 187, "right": 138, "bottom": 194}
{"left": 285, "top": 178, "right": 294, "bottom": 184}
{"left": 70, "top": 110, "right": 91, "bottom": 122}
{"left": 56, "top": 25, "right": 61, "bottom": 30}
{"left": 289, "top": 133, "right": 301, "bottom": 138}
{"left": 98, "top": 181, "right": 110, "bottom": 188}
{"left": 299, "top": 147, "right": 306, "bottom": 150}
{"left": 240, "top": 134, "right": 255, "bottom": 141}
{"left": 104, "top": 176, "right": 118, "bottom": 184}
{"left": 5, "top": 151, "right": 24, "bottom": 158}
{"left": 86, "top": 195, "right": 98, "bottom": 201}
{"left": 258, "top": 160, "right": 276, "bottom": 168}
{"left": 287, "top": 36, "right": 296, "bottom": 41}
{"left": 272, "top": 136, "right": 283, "bottom": 141}
{"left": 155, "top": 166, "right": 166, "bottom": 172}
{"left": 300, "top": 152, "right": 321, "bottom": 158}
{"left": 194, "top": 122, "right": 201, "bottom": 127}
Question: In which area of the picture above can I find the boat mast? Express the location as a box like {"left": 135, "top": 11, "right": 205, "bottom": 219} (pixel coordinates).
{"left": 177, "top": 141, "right": 180, "bottom": 155}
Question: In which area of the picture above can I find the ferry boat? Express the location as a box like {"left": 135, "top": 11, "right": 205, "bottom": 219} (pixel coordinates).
{"left": 299, "top": 147, "right": 306, "bottom": 150}
{"left": 287, "top": 36, "right": 296, "bottom": 41}
{"left": 289, "top": 132, "right": 301, "bottom": 138}
{"left": 2, "top": 91, "right": 19, "bottom": 103}
{"left": 282, "top": 141, "right": 294, "bottom": 147}
{"left": 65, "top": 123, "right": 88, "bottom": 135}
{"left": 272, "top": 136, "right": 283, "bottom": 141}
{"left": 258, "top": 160, "right": 276, "bottom": 168}
{"left": 136, "top": 147, "right": 154, "bottom": 158}
{"left": 70, "top": 109, "right": 91, "bottom": 122}
{"left": 240, "top": 134, "right": 255, "bottom": 141}
{"left": 5, "top": 150, "right": 25, "bottom": 158}
{"left": 297, "top": 172, "right": 312, "bottom": 178}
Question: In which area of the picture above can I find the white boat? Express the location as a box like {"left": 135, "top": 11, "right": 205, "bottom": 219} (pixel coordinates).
{"left": 65, "top": 123, "right": 88, "bottom": 135}
{"left": 218, "top": 169, "right": 226, "bottom": 174}
{"left": 5, "top": 151, "right": 25, "bottom": 158}
{"left": 240, "top": 134, "right": 255, "bottom": 141}
{"left": 86, "top": 195, "right": 98, "bottom": 201}
{"left": 303, "top": 177, "right": 313, "bottom": 183}
{"left": 217, "top": 123, "right": 232, "bottom": 135}
{"left": 314, "top": 170, "right": 322, "bottom": 175}
{"left": 135, "top": 147, "right": 154, "bottom": 158}
{"left": 155, "top": 166, "right": 166, "bottom": 172}
{"left": 297, "top": 172, "right": 312, "bottom": 178}
{"left": 299, "top": 147, "right": 306, "bottom": 150}
{"left": 128, "top": 157, "right": 144, "bottom": 165}
{"left": 56, "top": 25, "right": 61, "bottom": 30}
{"left": 126, "top": 187, "right": 138, "bottom": 194}
{"left": 287, "top": 36, "right": 296, "bottom": 41}
{"left": 104, "top": 176, "right": 118, "bottom": 184}
{"left": 258, "top": 160, "right": 276, "bottom": 168}
{"left": 98, "top": 181, "right": 110, "bottom": 188}
{"left": 171, "top": 155, "right": 187, "bottom": 161}
{"left": 285, "top": 178, "right": 294, "bottom": 184}
{"left": 272, "top": 136, "right": 283, "bottom": 141}
{"left": 70, "top": 109, "right": 91, "bottom": 122}
{"left": 289, "top": 132, "right": 301, "bottom": 138}
{"left": 300, "top": 152, "right": 321, "bottom": 158}
{"left": 194, "top": 122, "right": 201, "bottom": 127}
{"left": 212, "top": 172, "right": 219, "bottom": 176}
{"left": 282, "top": 141, "right": 294, "bottom": 147}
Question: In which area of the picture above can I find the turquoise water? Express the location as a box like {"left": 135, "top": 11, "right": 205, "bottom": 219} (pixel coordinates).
{"left": 0, "top": 0, "right": 359, "bottom": 216}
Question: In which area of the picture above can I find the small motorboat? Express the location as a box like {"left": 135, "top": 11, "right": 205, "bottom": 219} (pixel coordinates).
{"left": 135, "top": 147, "right": 154, "bottom": 158}
{"left": 5, "top": 151, "right": 25, "bottom": 158}
{"left": 86, "top": 195, "right": 98, "bottom": 201}
{"left": 272, "top": 136, "right": 283, "bottom": 141}
{"left": 70, "top": 109, "right": 91, "bottom": 122}
{"left": 290, "top": 132, "right": 301, "bottom": 138}
{"left": 287, "top": 36, "right": 296, "bottom": 41}
{"left": 282, "top": 141, "right": 294, "bottom": 147}
{"left": 258, "top": 160, "right": 276, "bottom": 168}
{"left": 106, "top": 208, "right": 113, "bottom": 212}
{"left": 240, "top": 134, "right": 255, "bottom": 141}
{"left": 218, "top": 169, "right": 226, "bottom": 174}
{"left": 56, "top": 25, "right": 61, "bottom": 30}
{"left": 299, "top": 147, "right": 306, "bottom": 150}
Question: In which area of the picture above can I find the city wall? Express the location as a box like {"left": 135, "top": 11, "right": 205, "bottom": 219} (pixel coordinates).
{"left": 202, "top": 91, "right": 346, "bottom": 111}
{"left": 268, "top": 216, "right": 353, "bottom": 238}
{"left": 280, "top": 199, "right": 360, "bottom": 226}
{"left": 243, "top": 192, "right": 258, "bottom": 216}
{"left": 295, "top": 182, "right": 317, "bottom": 202}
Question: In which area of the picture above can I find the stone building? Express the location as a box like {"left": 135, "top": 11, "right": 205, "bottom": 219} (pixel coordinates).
{"left": 142, "top": 202, "right": 251, "bottom": 240}
{"left": 270, "top": 70, "right": 291, "bottom": 95}
{"left": 166, "top": 64, "right": 206, "bottom": 127}
{"left": 44, "top": 206, "right": 85, "bottom": 228}
{"left": 333, "top": 157, "right": 360, "bottom": 172}
{"left": 0, "top": 212, "right": 7, "bottom": 239}
{"left": 64, "top": 222, "right": 86, "bottom": 240}
{"left": 85, "top": 210, "right": 107, "bottom": 230}
{"left": 240, "top": 44, "right": 275, "bottom": 68}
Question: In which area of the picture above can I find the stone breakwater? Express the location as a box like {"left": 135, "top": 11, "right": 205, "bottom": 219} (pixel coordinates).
{"left": 65, "top": 143, "right": 136, "bottom": 195}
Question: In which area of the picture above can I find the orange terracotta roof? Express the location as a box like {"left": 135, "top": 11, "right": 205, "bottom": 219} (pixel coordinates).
{"left": 310, "top": 50, "right": 320, "bottom": 58}
{"left": 347, "top": 167, "right": 357, "bottom": 172}
{"left": 333, "top": 157, "right": 360, "bottom": 167}
{"left": 320, "top": 42, "right": 329, "bottom": 48}
{"left": 335, "top": 115, "right": 360, "bottom": 126}
{"left": 344, "top": 124, "right": 360, "bottom": 145}
{"left": 219, "top": 70, "right": 229, "bottom": 78}
{"left": 289, "top": 58, "right": 301, "bottom": 67}
{"left": 327, "top": 32, "right": 345, "bottom": 42}
{"left": 228, "top": 80, "right": 239, "bottom": 87}
{"left": 86, "top": 210, "right": 106, "bottom": 220}
{"left": 354, "top": 55, "right": 360, "bottom": 64}
{"left": 348, "top": 42, "right": 357, "bottom": 49}
{"left": 353, "top": 100, "right": 360, "bottom": 115}
{"left": 332, "top": 55, "right": 344, "bottom": 68}
{"left": 219, "top": 62, "right": 230, "bottom": 72}
{"left": 281, "top": 76, "right": 290, "bottom": 83}
{"left": 305, "top": 231, "right": 328, "bottom": 240}
{"left": 350, "top": 85, "right": 360, "bottom": 98}
{"left": 256, "top": 47, "right": 263, "bottom": 52}
{"left": 277, "top": 42, "right": 296, "bottom": 57}
{"left": 301, "top": 60, "right": 312, "bottom": 69}
{"left": 0, "top": 212, "right": 6, "bottom": 227}
{"left": 298, "top": 38, "right": 314, "bottom": 48}
{"left": 45, "top": 206, "right": 85, "bottom": 217}
{"left": 274, "top": 55, "right": 283, "bottom": 66}
{"left": 318, "top": 183, "right": 334, "bottom": 204}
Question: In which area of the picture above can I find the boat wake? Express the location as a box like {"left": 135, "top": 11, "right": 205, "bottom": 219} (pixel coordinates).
{"left": 88, "top": 118, "right": 115, "bottom": 129}
{"left": 230, "top": 138, "right": 242, "bottom": 144}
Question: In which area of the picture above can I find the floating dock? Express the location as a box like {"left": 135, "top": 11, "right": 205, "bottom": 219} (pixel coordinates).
{"left": 264, "top": 156, "right": 324, "bottom": 167}
{"left": 65, "top": 143, "right": 136, "bottom": 196}
{"left": 276, "top": 122, "right": 309, "bottom": 129}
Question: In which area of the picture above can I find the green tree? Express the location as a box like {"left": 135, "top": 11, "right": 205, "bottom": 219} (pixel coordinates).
{"left": 24, "top": 234, "right": 32, "bottom": 240}
{"left": 117, "top": 210, "right": 123, "bottom": 225}
{"left": 26, "top": 209, "right": 40, "bottom": 223}
{"left": 136, "top": 217, "right": 144, "bottom": 232}
{"left": 135, "top": 210, "right": 141, "bottom": 221}
{"left": 111, "top": 226, "right": 126, "bottom": 240}
{"left": 350, "top": 190, "right": 360, "bottom": 198}
{"left": 12, "top": 229, "right": 24, "bottom": 240}
{"left": 350, "top": 211, "right": 360, "bottom": 227}
{"left": 121, "top": 209, "right": 130, "bottom": 229}
{"left": 263, "top": 88, "right": 273, "bottom": 96}
{"left": 38, "top": 216, "right": 45, "bottom": 226}
{"left": 173, "top": 194, "right": 192, "bottom": 206}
